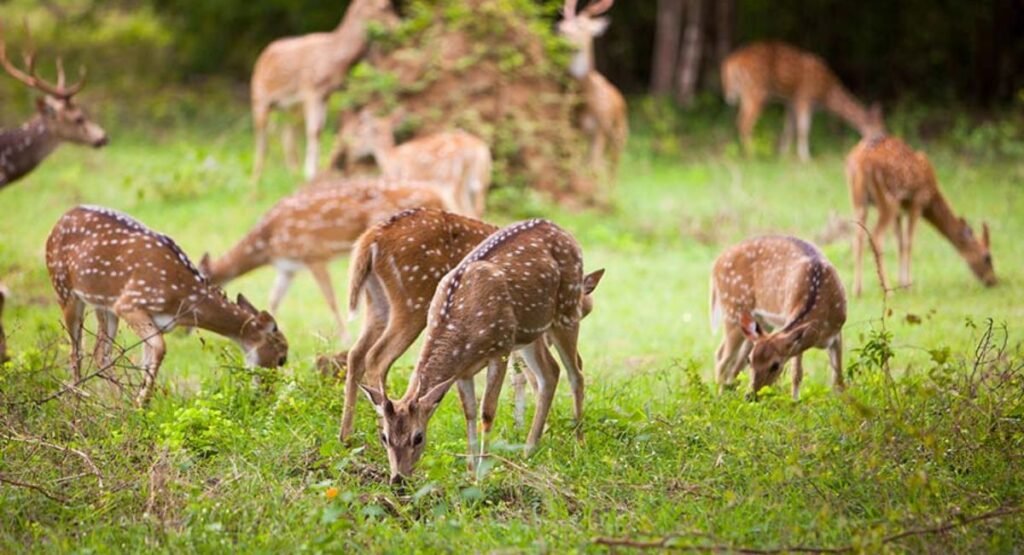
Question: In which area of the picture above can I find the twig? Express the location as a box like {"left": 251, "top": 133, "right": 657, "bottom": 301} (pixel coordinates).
{"left": 3, "top": 432, "right": 104, "bottom": 490}
{"left": 0, "top": 474, "right": 69, "bottom": 504}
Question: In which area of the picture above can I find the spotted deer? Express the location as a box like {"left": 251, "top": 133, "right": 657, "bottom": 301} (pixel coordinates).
{"left": 721, "top": 41, "right": 884, "bottom": 161}
{"left": 338, "top": 208, "right": 499, "bottom": 440}
{"left": 46, "top": 206, "right": 288, "bottom": 406}
{"left": 199, "top": 178, "right": 447, "bottom": 342}
{"left": 250, "top": 0, "right": 398, "bottom": 182}
{"left": 558, "top": 0, "right": 629, "bottom": 178}
{"left": 847, "top": 136, "right": 995, "bottom": 296}
{"left": 0, "top": 284, "right": 8, "bottom": 364}
{"left": 332, "top": 109, "right": 493, "bottom": 218}
{"left": 360, "top": 219, "right": 604, "bottom": 483}
{"left": 710, "top": 236, "right": 846, "bottom": 401}
{"left": 0, "top": 25, "right": 107, "bottom": 189}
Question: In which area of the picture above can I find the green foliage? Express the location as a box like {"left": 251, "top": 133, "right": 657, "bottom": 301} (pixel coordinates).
{"left": 160, "top": 397, "right": 241, "bottom": 456}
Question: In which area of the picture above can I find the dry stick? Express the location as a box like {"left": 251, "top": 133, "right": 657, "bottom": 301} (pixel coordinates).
{"left": 592, "top": 505, "right": 1022, "bottom": 553}
{"left": 0, "top": 474, "right": 69, "bottom": 504}
{"left": 3, "top": 432, "right": 105, "bottom": 490}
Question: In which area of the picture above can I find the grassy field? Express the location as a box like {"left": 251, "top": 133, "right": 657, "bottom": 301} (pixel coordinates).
{"left": 1, "top": 104, "right": 1022, "bottom": 552}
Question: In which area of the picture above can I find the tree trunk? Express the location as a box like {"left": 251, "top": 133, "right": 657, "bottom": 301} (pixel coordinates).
{"left": 715, "top": 0, "right": 734, "bottom": 67}
{"left": 675, "top": 0, "right": 704, "bottom": 105}
{"left": 650, "top": 0, "right": 684, "bottom": 95}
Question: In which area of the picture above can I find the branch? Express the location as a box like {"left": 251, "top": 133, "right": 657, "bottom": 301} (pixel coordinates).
{"left": 0, "top": 474, "right": 69, "bottom": 504}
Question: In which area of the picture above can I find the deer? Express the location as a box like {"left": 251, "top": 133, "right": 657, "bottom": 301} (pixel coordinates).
{"left": 721, "top": 41, "right": 885, "bottom": 161}
{"left": 847, "top": 136, "right": 996, "bottom": 296}
{"left": 199, "top": 178, "right": 448, "bottom": 343}
{"left": 359, "top": 219, "right": 604, "bottom": 484}
{"left": 250, "top": 0, "right": 398, "bottom": 182}
{"left": 710, "top": 235, "right": 847, "bottom": 401}
{"left": 0, "top": 284, "right": 8, "bottom": 364}
{"left": 45, "top": 205, "right": 289, "bottom": 406}
{"left": 0, "top": 25, "right": 107, "bottom": 189}
{"left": 558, "top": 0, "right": 629, "bottom": 179}
{"left": 332, "top": 109, "right": 494, "bottom": 218}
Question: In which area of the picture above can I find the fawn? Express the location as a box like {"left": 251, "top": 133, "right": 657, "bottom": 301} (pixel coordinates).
{"left": 338, "top": 207, "right": 499, "bottom": 440}
{"left": 199, "top": 178, "right": 447, "bottom": 341}
{"left": 722, "top": 41, "right": 884, "bottom": 160}
{"left": 359, "top": 219, "right": 603, "bottom": 483}
{"left": 711, "top": 236, "right": 846, "bottom": 400}
{"left": 332, "top": 109, "right": 493, "bottom": 218}
{"left": 847, "top": 136, "right": 996, "bottom": 295}
{"left": 46, "top": 206, "right": 288, "bottom": 406}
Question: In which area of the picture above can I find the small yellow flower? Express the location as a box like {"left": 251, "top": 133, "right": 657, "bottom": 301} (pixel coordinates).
{"left": 325, "top": 486, "right": 339, "bottom": 500}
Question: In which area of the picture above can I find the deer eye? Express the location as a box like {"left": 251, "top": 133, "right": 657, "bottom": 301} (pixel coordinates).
{"left": 74, "top": 116, "right": 85, "bottom": 124}
{"left": 769, "top": 362, "right": 781, "bottom": 373}
{"left": 412, "top": 432, "right": 424, "bottom": 446}
{"left": 379, "top": 432, "right": 388, "bottom": 446}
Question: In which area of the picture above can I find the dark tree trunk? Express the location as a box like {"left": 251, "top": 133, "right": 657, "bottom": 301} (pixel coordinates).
{"left": 650, "top": 0, "right": 684, "bottom": 95}
{"left": 715, "top": 0, "right": 734, "bottom": 66}
{"left": 675, "top": 0, "right": 704, "bottom": 105}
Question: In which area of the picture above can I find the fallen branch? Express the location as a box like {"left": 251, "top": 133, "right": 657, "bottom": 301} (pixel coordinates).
{"left": 0, "top": 474, "right": 69, "bottom": 504}
{"left": 592, "top": 505, "right": 1022, "bottom": 553}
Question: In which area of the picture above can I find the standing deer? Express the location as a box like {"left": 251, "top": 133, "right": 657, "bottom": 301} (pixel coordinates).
{"left": 360, "top": 219, "right": 604, "bottom": 484}
{"left": 721, "top": 41, "right": 884, "bottom": 161}
{"left": 0, "top": 284, "right": 8, "bottom": 364}
{"left": 710, "top": 236, "right": 846, "bottom": 400}
{"left": 250, "top": 0, "right": 397, "bottom": 182}
{"left": 0, "top": 27, "right": 107, "bottom": 189}
{"left": 847, "top": 136, "right": 996, "bottom": 296}
{"left": 332, "top": 109, "right": 494, "bottom": 218}
{"left": 338, "top": 208, "right": 498, "bottom": 440}
{"left": 199, "top": 178, "right": 447, "bottom": 342}
{"left": 558, "top": 0, "right": 629, "bottom": 178}
{"left": 46, "top": 206, "right": 288, "bottom": 406}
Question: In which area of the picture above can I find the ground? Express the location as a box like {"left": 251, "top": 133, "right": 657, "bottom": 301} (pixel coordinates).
{"left": 0, "top": 102, "right": 1022, "bottom": 552}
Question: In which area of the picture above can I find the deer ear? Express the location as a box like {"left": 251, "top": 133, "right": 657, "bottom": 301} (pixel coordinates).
{"left": 360, "top": 384, "right": 393, "bottom": 415}
{"left": 199, "top": 253, "right": 212, "bottom": 277}
{"left": 583, "top": 269, "right": 605, "bottom": 295}
{"left": 260, "top": 312, "right": 279, "bottom": 334}
{"left": 739, "top": 312, "right": 763, "bottom": 342}
{"left": 589, "top": 16, "right": 611, "bottom": 36}
{"left": 36, "top": 97, "right": 54, "bottom": 116}
{"left": 418, "top": 378, "right": 455, "bottom": 412}
{"left": 982, "top": 222, "right": 991, "bottom": 249}
{"left": 237, "top": 293, "right": 257, "bottom": 314}
{"left": 782, "top": 323, "right": 812, "bottom": 356}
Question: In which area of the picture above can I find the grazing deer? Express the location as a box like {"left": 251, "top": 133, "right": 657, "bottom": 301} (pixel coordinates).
{"left": 0, "top": 26, "right": 107, "bottom": 189}
{"left": 333, "top": 109, "right": 494, "bottom": 218}
{"left": 199, "top": 178, "right": 447, "bottom": 342}
{"left": 360, "top": 219, "right": 604, "bottom": 483}
{"left": 46, "top": 206, "right": 288, "bottom": 406}
{"left": 0, "top": 284, "right": 8, "bottom": 364}
{"left": 558, "top": 0, "right": 629, "bottom": 178}
{"left": 710, "top": 236, "right": 846, "bottom": 400}
{"left": 721, "top": 41, "right": 884, "bottom": 161}
{"left": 847, "top": 136, "right": 996, "bottom": 296}
{"left": 250, "top": 0, "right": 398, "bottom": 182}
{"left": 338, "top": 208, "right": 499, "bottom": 440}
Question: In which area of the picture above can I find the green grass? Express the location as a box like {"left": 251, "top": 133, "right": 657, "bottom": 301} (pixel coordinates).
{"left": 1, "top": 105, "right": 1023, "bottom": 553}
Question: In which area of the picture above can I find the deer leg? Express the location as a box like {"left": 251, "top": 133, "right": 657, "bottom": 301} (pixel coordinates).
{"left": 119, "top": 309, "right": 166, "bottom": 407}
{"left": 92, "top": 309, "right": 119, "bottom": 370}
{"left": 456, "top": 378, "right": 478, "bottom": 472}
{"left": 251, "top": 101, "right": 270, "bottom": 183}
{"left": 518, "top": 340, "right": 559, "bottom": 454}
{"left": 302, "top": 97, "right": 327, "bottom": 180}
{"left": 510, "top": 355, "right": 529, "bottom": 429}
{"left": 828, "top": 334, "right": 845, "bottom": 392}
{"left": 791, "top": 353, "right": 804, "bottom": 401}
{"left": 62, "top": 299, "right": 86, "bottom": 382}
{"left": 339, "top": 281, "right": 389, "bottom": 441}
{"left": 363, "top": 313, "right": 424, "bottom": 390}
{"left": 903, "top": 205, "right": 921, "bottom": 288}
{"left": 894, "top": 212, "right": 908, "bottom": 287}
{"left": 268, "top": 268, "right": 296, "bottom": 316}
{"left": 779, "top": 103, "right": 796, "bottom": 155}
{"left": 737, "top": 94, "right": 764, "bottom": 156}
{"left": 715, "top": 326, "right": 747, "bottom": 392}
{"left": 281, "top": 115, "right": 300, "bottom": 172}
{"left": 871, "top": 202, "right": 897, "bottom": 293}
{"left": 307, "top": 262, "right": 347, "bottom": 343}
{"left": 795, "top": 101, "right": 813, "bottom": 162}
{"left": 479, "top": 356, "right": 509, "bottom": 473}
{"left": 550, "top": 324, "right": 585, "bottom": 442}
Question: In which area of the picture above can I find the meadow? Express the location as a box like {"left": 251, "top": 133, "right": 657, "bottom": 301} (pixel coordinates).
{"left": 1, "top": 100, "right": 1022, "bottom": 552}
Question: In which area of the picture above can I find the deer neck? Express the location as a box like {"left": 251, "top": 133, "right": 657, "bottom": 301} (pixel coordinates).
{"left": 569, "top": 48, "right": 594, "bottom": 80}
{"left": 208, "top": 228, "right": 273, "bottom": 285}
{"left": 188, "top": 289, "right": 257, "bottom": 341}
{"left": 330, "top": 3, "right": 378, "bottom": 57}
{"left": 0, "top": 116, "right": 60, "bottom": 188}
{"left": 823, "top": 86, "right": 873, "bottom": 137}
{"left": 371, "top": 138, "right": 400, "bottom": 175}
{"left": 923, "top": 191, "right": 971, "bottom": 253}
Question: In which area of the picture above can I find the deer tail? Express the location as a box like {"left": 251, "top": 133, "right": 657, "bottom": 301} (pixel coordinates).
{"left": 347, "top": 237, "right": 376, "bottom": 318}
{"left": 709, "top": 276, "right": 723, "bottom": 333}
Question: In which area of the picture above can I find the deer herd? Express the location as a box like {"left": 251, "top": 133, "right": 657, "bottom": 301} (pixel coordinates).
{"left": 0, "top": 1, "right": 1000, "bottom": 484}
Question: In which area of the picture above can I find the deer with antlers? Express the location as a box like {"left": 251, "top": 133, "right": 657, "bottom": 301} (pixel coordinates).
{"left": 558, "top": 0, "right": 629, "bottom": 179}
{"left": 722, "top": 41, "right": 884, "bottom": 161}
{"left": 0, "top": 26, "right": 107, "bottom": 189}
{"left": 199, "top": 178, "right": 448, "bottom": 342}
{"left": 250, "top": 0, "right": 398, "bottom": 182}
{"left": 360, "top": 219, "right": 604, "bottom": 484}
{"left": 331, "top": 109, "right": 493, "bottom": 218}
{"left": 847, "top": 136, "right": 996, "bottom": 296}
{"left": 46, "top": 206, "right": 288, "bottom": 406}
{"left": 711, "top": 236, "right": 847, "bottom": 401}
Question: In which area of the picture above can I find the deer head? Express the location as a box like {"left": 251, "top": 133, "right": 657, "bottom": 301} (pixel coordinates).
{"left": 959, "top": 220, "right": 996, "bottom": 287}
{"left": 558, "top": 0, "right": 614, "bottom": 79}
{"left": 235, "top": 293, "right": 289, "bottom": 368}
{"left": 740, "top": 313, "right": 811, "bottom": 396}
{"left": 0, "top": 25, "right": 107, "bottom": 148}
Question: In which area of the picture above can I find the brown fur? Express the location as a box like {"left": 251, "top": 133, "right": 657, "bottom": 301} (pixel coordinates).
{"left": 46, "top": 206, "right": 288, "bottom": 406}
{"left": 710, "top": 236, "right": 846, "bottom": 400}
{"left": 846, "top": 136, "right": 995, "bottom": 295}
{"left": 721, "top": 41, "right": 883, "bottom": 160}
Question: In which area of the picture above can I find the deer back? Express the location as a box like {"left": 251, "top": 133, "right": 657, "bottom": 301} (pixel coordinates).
{"left": 723, "top": 42, "right": 838, "bottom": 101}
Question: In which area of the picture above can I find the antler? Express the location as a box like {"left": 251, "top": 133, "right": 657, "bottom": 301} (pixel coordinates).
{"left": 582, "top": 0, "right": 615, "bottom": 16}
{"left": 0, "top": 23, "right": 87, "bottom": 99}
{"left": 562, "top": 0, "right": 579, "bottom": 18}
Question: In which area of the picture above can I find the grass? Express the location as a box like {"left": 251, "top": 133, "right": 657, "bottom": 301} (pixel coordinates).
{"left": 1, "top": 101, "right": 1023, "bottom": 552}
